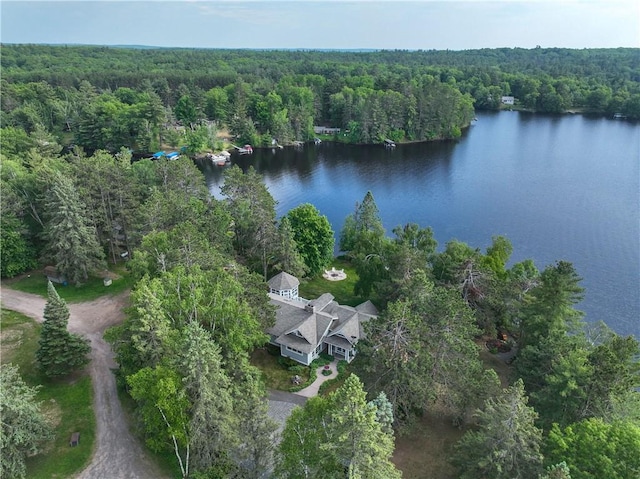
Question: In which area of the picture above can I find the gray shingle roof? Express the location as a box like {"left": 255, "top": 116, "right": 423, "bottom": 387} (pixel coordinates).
{"left": 328, "top": 313, "right": 360, "bottom": 342}
{"left": 267, "top": 272, "right": 300, "bottom": 291}
{"left": 308, "top": 293, "right": 334, "bottom": 312}
{"left": 355, "top": 300, "right": 379, "bottom": 316}
{"left": 266, "top": 279, "right": 377, "bottom": 356}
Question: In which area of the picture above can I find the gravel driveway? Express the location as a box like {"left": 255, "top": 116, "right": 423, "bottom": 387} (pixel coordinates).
{"left": 1, "top": 287, "right": 167, "bottom": 479}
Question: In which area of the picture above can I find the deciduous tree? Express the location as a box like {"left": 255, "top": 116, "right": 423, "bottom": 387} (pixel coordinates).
{"left": 545, "top": 418, "right": 640, "bottom": 479}
{"left": 127, "top": 365, "right": 191, "bottom": 478}
{"left": 286, "top": 203, "right": 334, "bottom": 276}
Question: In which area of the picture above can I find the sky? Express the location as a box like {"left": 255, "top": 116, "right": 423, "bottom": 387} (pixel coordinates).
{"left": 1, "top": 0, "right": 638, "bottom": 50}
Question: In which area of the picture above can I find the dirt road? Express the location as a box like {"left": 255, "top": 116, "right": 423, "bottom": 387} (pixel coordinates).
{"left": 1, "top": 288, "right": 167, "bottom": 479}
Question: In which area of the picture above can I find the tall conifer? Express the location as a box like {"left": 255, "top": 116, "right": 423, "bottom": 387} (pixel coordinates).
{"left": 36, "top": 281, "right": 90, "bottom": 377}
{"left": 42, "top": 172, "right": 105, "bottom": 285}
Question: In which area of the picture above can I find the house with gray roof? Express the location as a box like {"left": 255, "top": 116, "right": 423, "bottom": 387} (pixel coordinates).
{"left": 266, "top": 272, "right": 378, "bottom": 365}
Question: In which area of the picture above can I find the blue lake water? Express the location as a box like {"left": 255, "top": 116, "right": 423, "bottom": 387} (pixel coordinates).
{"left": 201, "top": 111, "right": 640, "bottom": 338}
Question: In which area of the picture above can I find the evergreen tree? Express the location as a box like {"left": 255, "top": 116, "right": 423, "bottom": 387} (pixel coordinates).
{"left": 340, "top": 192, "right": 389, "bottom": 297}
{"left": 358, "top": 271, "right": 498, "bottom": 427}
{"left": 368, "top": 391, "right": 395, "bottom": 435}
{"left": 0, "top": 364, "right": 53, "bottom": 479}
{"left": 42, "top": 172, "right": 105, "bottom": 285}
{"left": 276, "top": 374, "right": 401, "bottom": 479}
{"left": 339, "top": 191, "right": 385, "bottom": 256}
{"left": 328, "top": 375, "right": 401, "bottom": 479}
{"left": 178, "top": 322, "right": 237, "bottom": 474}
{"left": 36, "top": 281, "right": 90, "bottom": 377}
{"left": 452, "top": 380, "right": 544, "bottom": 479}
{"left": 221, "top": 165, "right": 278, "bottom": 278}
{"left": 229, "top": 356, "right": 278, "bottom": 478}
{"left": 274, "top": 216, "right": 308, "bottom": 279}
{"left": 517, "top": 261, "right": 584, "bottom": 348}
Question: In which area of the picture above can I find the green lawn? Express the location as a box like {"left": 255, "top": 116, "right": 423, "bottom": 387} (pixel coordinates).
{"left": 1, "top": 309, "right": 95, "bottom": 479}
{"left": 299, "top": 257, "right": 367, "bottom": 307}
{"left": 4, "top": 264, "right": 134, "bottom": 303}
{"left": 392, "top": 410, "right": 464, "bottom": 479}
{"left": 250, "top": 347, "right": 310, "bottom": 391}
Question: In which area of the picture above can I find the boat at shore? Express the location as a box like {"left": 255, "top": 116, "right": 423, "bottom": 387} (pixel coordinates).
{"left": 206, "top": 150, "right": 231, "bottom": 166}
{"left": 232, "top": 144, "right": 253, "bottom": 155}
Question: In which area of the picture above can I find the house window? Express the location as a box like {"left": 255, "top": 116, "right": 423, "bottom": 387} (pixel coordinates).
{"left": 286, "top": 345, "right": 303, "bottom": 355}
{"left": 271, "top": 287, "right": 299, "bottom": 299}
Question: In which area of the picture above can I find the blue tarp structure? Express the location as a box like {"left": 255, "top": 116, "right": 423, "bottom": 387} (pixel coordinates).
{"left": 152, "top": 151, "right": 165, "bottom": 159}
{"left": 166, "top": 152, "right": 179, "bottom": 160}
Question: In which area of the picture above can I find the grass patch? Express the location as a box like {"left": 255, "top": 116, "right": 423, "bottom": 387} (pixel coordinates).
{"left": 392, "top": 410, "right": 465, "bottom": 479}
{"left": 1, "top": 309, "right": 95, "bottom": 479}
{"left": 250, "top": 347, "right": 310, "bottom": 391}
{"left": 299, "top": 257, "right": 366, "bottom": 307}
{"left": 25, "top": 376, "right": 95, "bottom": 479}
{"left": 4, "top": 264, "right": 134, "bottom": 303}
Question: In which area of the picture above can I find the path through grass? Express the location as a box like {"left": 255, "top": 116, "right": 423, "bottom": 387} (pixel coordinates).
{"left": 0, "top": 309, "right": 95, "bottom": 479}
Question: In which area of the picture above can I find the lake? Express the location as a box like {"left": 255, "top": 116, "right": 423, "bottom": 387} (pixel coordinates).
{"left": 199, "top": 111, "right": 639, "bottom": 338}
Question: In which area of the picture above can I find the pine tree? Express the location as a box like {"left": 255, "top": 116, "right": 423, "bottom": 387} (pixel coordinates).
{"left": 276, "top": 374, "right": 401, "bottom": 479}
{"left": 178, "top": 323, "right": 236, "bottom": 472}
{"left": 340, "top": 191, "right": 386, "bottom": 257}
{"left": 328, "top": 375, "right": 401, "bottom": 479}
{"left": 368, "top": 391, "right": 395, "bottom": 435}
{"left": 42, "top": 172, "right": 105, "bottom": 285}
{"left": 0, "top": 364, "right": 54, "bottom": 479}
{"left": 274, "top": 216, "right": 308, "bottom": 279}
{"left": 36, "top": 281, "right": 90, "bottom": 377}
{"left": 452, "top": 379, "right": 544, "bottom": 479}
{"left": 230, "top": 356, "right": 278, "bottom": 478}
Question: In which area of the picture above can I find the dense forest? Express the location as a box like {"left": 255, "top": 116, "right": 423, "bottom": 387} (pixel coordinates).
{"left": 1, "top": 46, "right": 639, "bottom": 479}
{"left": 1, "top": 45, "right": 639, "bottom": 154}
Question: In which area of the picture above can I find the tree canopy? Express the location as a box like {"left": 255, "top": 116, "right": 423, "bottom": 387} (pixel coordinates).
{"left": 0, "top": 364, "right": 53, "bottom": 479}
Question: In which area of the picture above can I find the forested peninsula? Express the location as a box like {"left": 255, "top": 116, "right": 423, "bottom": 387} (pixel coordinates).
{"left": 1, "top": 45, "right": 639, "bottom": 154}
{"left": 1, "top": 46, "right": 639, "bottom": 479}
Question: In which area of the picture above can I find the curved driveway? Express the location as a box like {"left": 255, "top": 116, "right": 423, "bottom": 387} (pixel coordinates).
{"left": 1, "top": 288, "right": 166, "bottom": 479}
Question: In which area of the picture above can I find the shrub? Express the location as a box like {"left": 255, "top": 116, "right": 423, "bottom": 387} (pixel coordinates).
{"left": 310, "top": 356, "right": 331, "bottom": 368}
{"left": 318, "top": 360, "right": 349, "bottom": 395}
{"left": 278, "top": 356, "right": 299, "bottom": 368}
{"left": 266, "top": 344, "right": 281, "bottom": 356}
